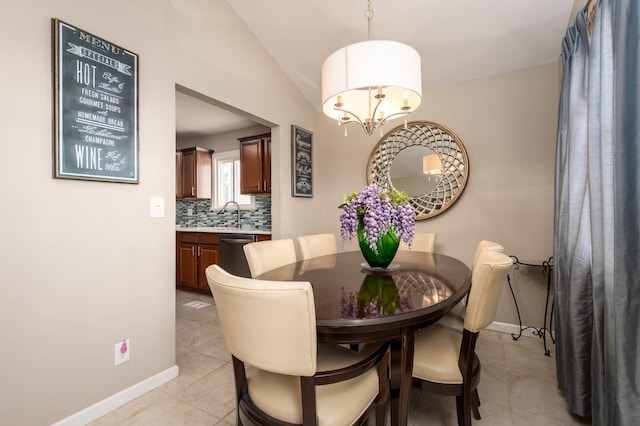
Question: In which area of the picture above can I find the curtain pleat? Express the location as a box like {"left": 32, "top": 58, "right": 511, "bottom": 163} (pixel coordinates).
{"left": 554, "top": 10, "right": 594, "bottom": 418}
{"left": 612, "top": 0, "right": 640, "bottom": 424}
{"left": 586, "top": 1, "right": 614, "bottom": 423}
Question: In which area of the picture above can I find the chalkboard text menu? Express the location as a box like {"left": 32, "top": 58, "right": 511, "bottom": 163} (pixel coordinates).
{"left": 53, "top": 19, "right": 139, "bottom": 183}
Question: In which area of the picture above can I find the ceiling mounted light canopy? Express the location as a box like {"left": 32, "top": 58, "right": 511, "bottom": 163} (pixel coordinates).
{"left": 321, "top": 0, "right": 422, "bottom": 136}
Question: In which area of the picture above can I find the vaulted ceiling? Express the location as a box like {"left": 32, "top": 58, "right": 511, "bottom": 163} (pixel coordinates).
{"left": 177, "top": 0, "right": 580, "bottom": 138}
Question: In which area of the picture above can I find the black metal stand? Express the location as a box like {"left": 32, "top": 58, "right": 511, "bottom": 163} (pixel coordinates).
{"left": 506, "top": 256, "right": 555, "bottom": 356}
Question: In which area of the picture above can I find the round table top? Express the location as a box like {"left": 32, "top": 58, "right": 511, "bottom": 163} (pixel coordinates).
{"left": 258, "top": 250, "right": 471, "bottom": 338}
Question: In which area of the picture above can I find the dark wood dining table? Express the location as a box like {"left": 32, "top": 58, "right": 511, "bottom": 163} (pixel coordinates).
{"left": 257, "top": 250, "right": 471, "bottom": 426}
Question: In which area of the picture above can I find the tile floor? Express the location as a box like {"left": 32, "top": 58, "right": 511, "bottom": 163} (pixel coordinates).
{"left": 90, "top": 290, "right": 592, "bottom": 425}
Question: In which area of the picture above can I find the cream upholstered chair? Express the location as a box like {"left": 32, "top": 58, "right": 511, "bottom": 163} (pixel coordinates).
{"left": 398, "top": 232, "right": 437, "bottom": 252}
{"left": 243, "top": 238, "right": 296, "bottom": 278}
{"left": 205, "top": 265, "right": 390, "bottom": 426}
{"left": 296, "top": 233, "right": 338, "bottom": 260}
{"left": 440, "top": 240, "right": 506, "bottom": 329}
{"left": 411, "top": 249, "right": 513, "bottom": 426}
{"left": 472, "top": 240, "right": 505, "bottom": 274}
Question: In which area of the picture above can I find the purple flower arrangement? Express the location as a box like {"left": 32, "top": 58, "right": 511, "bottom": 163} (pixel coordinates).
{"left": 339, "top": 184, "right": 416, "bottom": 253}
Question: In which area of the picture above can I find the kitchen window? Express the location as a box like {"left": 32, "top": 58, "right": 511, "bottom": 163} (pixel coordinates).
{"left": 211, "top": 150, "right": 254, "bottom": 210}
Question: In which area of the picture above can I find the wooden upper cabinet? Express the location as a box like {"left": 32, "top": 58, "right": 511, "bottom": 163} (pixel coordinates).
{"left": 239, "top": 133, "right": 271, "bottom": 194}
{"left": 177, "top": 147, "right": 213, "bottom": 199}
{"left": 175, "top": 150, "right": 183, "bottom": 199}
{"left": 263, "top": 137, "right": 271, "bottom": 192}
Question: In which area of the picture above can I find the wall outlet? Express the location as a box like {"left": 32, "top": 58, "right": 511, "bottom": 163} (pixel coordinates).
{"left": 187, "top": 208, "right": 193, "bottom": 216}
{"left": 115, "top": 339, "right": 130, "bottom": 366}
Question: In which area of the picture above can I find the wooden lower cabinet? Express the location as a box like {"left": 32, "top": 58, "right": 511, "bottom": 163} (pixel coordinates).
{"left": 176, "top": 232, "right": 220, "bottom": 293}
{"left": 177, "top": 235, "right": 198, "bottom": 288}
{"left": 197, "top": 241, "right": 219, "bottom": 292}
{"left": 177, "top": 231, "right": 271, "bottom": 293}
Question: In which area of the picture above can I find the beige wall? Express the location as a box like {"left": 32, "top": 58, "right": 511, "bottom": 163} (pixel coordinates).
{"left": 0, "top": 0, "right": 316, "bottom": 424}
{"left": 311, "top": 63, "right": 560, "bottom": 327}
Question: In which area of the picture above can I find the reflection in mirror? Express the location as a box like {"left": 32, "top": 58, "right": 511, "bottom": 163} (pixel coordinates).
{"left": 367, "top": 121, "right": 469, "bottom": 220}
{"left": 422, "top": 154, "right": 443, "bottom": 177}
{"left": 390, "top": 147, "right": 441, "bottom": 197}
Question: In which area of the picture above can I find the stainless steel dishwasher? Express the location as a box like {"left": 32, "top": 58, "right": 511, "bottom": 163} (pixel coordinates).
{"left": 218, "top": 234, "right": 257, "bottom": 278}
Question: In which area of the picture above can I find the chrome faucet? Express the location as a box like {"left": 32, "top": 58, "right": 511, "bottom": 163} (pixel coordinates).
{"left": 220, "top": 200, "right": 242, "bottom": 228}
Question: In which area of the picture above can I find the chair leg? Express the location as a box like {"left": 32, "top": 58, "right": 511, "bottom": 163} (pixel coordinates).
{"left": 375, "top": 348, "right": 390, "bottom": 426}
{"left": 456, "top": 392, "right": 472, "bottom": 426}
{"left": 471, "top": 389, "right": 481, "bottom": 420}
{"left": 375, "top": 396, "right": 387, "bottom": 426}
{"left": 473, "top": 389, "right": 481, "bottom": 407}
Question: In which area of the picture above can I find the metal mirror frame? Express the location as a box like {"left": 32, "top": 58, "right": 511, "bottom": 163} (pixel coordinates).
{"left": 367, "top": 121, "right": 470, "bottom": 220}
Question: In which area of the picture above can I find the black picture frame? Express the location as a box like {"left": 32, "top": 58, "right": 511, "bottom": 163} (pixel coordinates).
{"left": 291, "top": 125, "right": 313, "bottom": 197}
{"left": 53, "top": 18, "right": 139, "bottom": 183}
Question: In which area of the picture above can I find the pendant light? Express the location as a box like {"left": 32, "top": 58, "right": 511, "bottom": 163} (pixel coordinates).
{"left": 321, "top": 0, "right": 422, "bottom": 136}
{"left": 422, "top": 154, "right": 443, "bottom": 180}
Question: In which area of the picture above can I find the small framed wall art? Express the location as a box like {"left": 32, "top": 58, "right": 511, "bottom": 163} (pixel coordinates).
{"left": 52, "top": 18, "right": 139, "bottom": 183}
{"left": 291, "top": 125, "right": 313, "bottom": 197}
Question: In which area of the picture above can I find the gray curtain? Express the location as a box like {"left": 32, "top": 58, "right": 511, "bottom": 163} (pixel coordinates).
{"left": 554, "top": 0, "right": 640, "bottom": 424}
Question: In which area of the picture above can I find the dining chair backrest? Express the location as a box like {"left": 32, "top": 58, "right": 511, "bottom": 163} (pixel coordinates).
{"left": 437, "top": 240, "right": 506, "bottom": 329}
{"left": 205, "top": 264, "right": 317, "bottom": 376}
{"left": 464, "top": 249, "right": 513, "bottom": 333}
{"left": 471, "top": 240, "right": 504, "bottom": 275}
{"left": 399, "top": 232, "right": 437, "bottom": 253}
{"left": 243, "top": 238, "right": 297, "bottom": 277}
{"left": 296, "top": 233, "right": 338, "bottom": 260}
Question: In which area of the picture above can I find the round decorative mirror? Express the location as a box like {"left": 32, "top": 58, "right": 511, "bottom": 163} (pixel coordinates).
{"left": 367, "top": 121, "right": 469, "bottom": 220}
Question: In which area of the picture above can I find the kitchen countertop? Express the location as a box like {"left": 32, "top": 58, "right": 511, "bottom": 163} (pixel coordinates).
{"left": 176, "top": 226, "right": 271, "bottom": 235}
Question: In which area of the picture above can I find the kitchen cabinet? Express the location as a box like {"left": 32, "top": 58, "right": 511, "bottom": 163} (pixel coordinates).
{"left": 239, "top": 133, "right": 271, "bottom": 194}
{"left": 175, "top": 151, "right": 183, "bottom": 199}
{"left": 176, "top": 147, "right": 213, "bottom": 199}
{"left": 177, "top": 231, "right": 271, "bottom": 293}
{"left": 176, "top": 232, "right": 220, "bottom": 293}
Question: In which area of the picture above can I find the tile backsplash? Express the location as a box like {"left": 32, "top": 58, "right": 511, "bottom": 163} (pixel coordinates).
{"left": 176, "top": 196, "right": 271, "bottom": 230}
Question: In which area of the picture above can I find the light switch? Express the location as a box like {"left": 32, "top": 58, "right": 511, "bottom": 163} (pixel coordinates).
{"left": 150, "top": 197, "right": 165, "bottom": 218}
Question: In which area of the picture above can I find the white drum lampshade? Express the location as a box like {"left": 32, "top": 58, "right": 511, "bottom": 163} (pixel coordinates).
{"left": 322, "top": 40, "right": 422, "bottom": 136}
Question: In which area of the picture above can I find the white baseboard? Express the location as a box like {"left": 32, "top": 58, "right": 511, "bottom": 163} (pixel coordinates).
{"left": 52, "top": 365, "right": 179, "bottom": 426}
{"left": 487, "top": 321, "right": 542, "bottom": 338}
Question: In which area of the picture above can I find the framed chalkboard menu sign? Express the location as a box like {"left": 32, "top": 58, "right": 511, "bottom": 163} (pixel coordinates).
{"left": 291, "top": 125, "right": 313, "bottom": 197}
{"left": 53, "top": 19, "right": 139, "bottom": 183}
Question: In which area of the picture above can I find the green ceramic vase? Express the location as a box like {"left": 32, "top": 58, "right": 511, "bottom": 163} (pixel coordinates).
{"left": 357, "top": 222, "right": 400, "bottom": 269}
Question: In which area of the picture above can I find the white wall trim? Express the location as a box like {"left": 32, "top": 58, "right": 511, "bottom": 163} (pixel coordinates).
{"left": 51, "top": 365, "right": 179, "bottom": 426}
{"left": 487, "top": 321, "right": 543, "bottom": 338}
